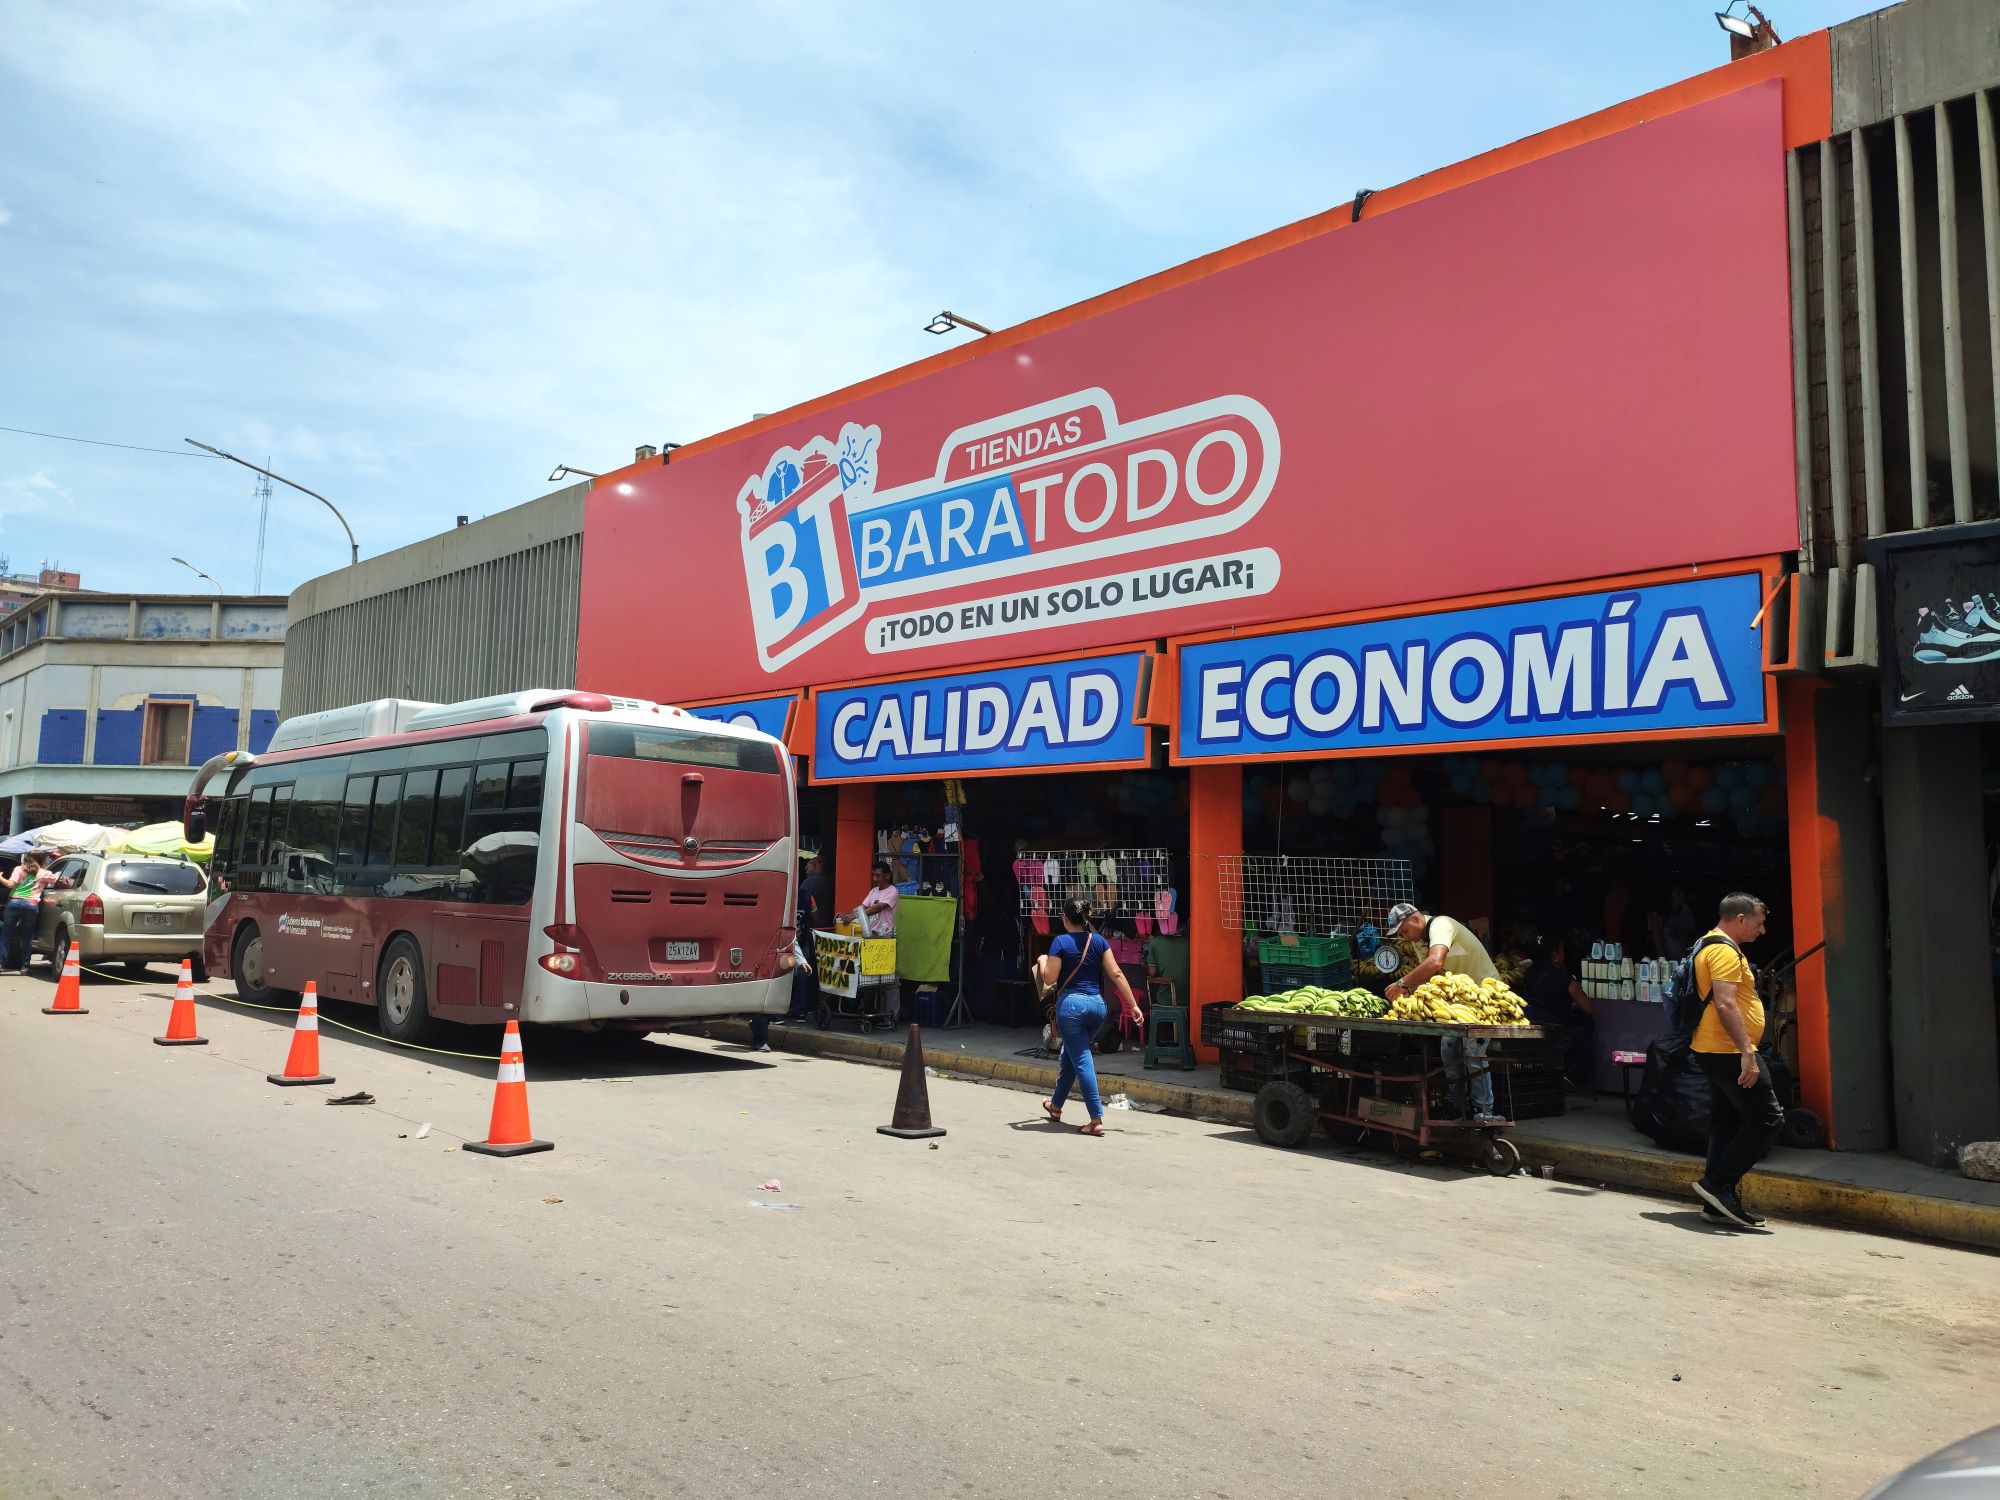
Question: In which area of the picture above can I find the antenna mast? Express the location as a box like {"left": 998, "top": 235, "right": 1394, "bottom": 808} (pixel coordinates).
{"left": 252, "top": 463, "right": 272, "bottom": 593}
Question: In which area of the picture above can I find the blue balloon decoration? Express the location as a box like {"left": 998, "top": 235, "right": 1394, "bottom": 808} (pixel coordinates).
{"left": 1616, "top": 770, "right": 1639, "bottom": 795}
{"left": 1729, "top": 786, "right": 1757, "bottom": 812}
{"left": 1702, "top": 787, "right": 1729, "bottom": 815}
{"left": 1642, "top": 770, "right": 1667, "bottom": 795}
{"left": 1717, "top": 765, "right": 1742, "bottom": 790}
{"left": 1558, "top": 787, "right": 1582, "bottom": 811}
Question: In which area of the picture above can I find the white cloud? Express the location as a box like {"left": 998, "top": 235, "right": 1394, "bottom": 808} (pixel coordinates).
{"left": 0, "top": 469, "right": 69, "bottom": 522}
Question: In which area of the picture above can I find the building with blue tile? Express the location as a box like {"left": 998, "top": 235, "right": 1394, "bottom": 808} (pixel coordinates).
{"left": 0, "top": 588, "right": 286, "bottom": 833}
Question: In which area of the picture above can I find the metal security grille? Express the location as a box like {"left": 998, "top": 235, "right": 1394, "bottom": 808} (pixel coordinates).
{"left": 1013, "top": 848, "right": 1170, "bottom": 919}
{"left": 1211, "top": 854, "right": 1414, "bottom": 936}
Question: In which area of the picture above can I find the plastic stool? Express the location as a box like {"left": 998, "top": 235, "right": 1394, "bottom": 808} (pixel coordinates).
{"left": 1143, "top": 987, "right": 1196, "bottom": 1071}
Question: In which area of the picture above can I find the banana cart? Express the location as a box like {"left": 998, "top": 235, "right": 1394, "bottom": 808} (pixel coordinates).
{"left": 811, "top": 929, "right": 901, "bottom": 1033}
{"left": 1211, "top": 1007, "right": 1546, "bottom": 1176}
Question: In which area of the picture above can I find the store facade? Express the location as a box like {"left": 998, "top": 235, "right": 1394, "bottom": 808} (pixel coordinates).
{"left": 574, "top": 54, "right": 1853, "bottom": 1102}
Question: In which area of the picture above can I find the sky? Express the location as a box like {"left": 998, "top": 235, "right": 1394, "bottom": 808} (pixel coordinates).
{"left": 0, "top": 0, "right": 1875, "bottom": 600}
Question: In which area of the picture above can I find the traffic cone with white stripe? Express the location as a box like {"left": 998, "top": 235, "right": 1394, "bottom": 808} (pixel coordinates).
{"left": 153, "top": 957, "right": 207, "bottom": 1046}
{"left": 266, "top": 981, "right": 334, "bottom": 1086}
{"left": 42, "top": 942, "right": 87, "bottom": 1016}
{"left": 463, "top": 1020, "right": 551, "bottom": 1157}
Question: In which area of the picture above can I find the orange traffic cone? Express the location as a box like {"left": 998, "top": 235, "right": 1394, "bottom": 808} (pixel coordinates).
{"left": 41, "top": 942, "right": 87, "bottom": 1016}
{"left": 463, "top": 1020, "right": 551, "bottom": 1157}
{"left": 266, "top": 980, "right": 334, "bottom": 1086}
{"left": 153, "top": 957, "right": 208, "bottom": 1047}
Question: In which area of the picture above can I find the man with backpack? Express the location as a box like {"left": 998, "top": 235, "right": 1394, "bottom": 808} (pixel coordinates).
{"left": 1685, "top": 892, "right": 1785, "bottom": 1229}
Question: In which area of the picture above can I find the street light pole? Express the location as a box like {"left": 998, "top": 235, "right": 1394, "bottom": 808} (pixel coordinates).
{"left": 169, "top": 556, "right": 224, "bottom": 594}
{"left": 184, "top": 440, "right": 359, "bottom": 566}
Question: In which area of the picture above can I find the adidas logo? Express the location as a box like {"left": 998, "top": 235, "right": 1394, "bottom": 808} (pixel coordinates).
{"left": 1949, "top": 684, "right": 1976, "bottom": 702}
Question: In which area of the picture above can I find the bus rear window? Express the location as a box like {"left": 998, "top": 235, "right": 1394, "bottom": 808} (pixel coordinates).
{"left": 587, "top": 724, "right": 782, "bottom": 774}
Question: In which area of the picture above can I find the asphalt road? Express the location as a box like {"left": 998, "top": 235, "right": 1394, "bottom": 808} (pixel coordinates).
{"left": 2, "top": 967, "right": 1995, "bottom": 1500}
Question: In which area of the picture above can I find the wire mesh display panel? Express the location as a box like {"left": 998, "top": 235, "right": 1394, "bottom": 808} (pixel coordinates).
{"left": 1013, "top": 848, "right": 1170, "bottom": 919}
{"left": 1211, "top": 855, "right": 1415, "bottom": 935}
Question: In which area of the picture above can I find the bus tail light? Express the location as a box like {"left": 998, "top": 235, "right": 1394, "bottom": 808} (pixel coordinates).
{"left": 540, "top": 923, "right": 584, "bottom": 976}
{"left": 80, "top": 892, "right": 104, "bottom": 926}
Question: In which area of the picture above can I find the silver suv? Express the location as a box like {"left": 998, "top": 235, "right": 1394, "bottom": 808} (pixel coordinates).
{"left": 34, "top": 853, "right": 209, "bottom": 979}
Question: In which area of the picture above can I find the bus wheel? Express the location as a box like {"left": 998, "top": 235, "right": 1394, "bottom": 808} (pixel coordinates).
{"left": 232, "top": 924, "right": 301, "bottom": 1006}
{"left": 376, "top": 936, "right": 439, "bottom": 1046}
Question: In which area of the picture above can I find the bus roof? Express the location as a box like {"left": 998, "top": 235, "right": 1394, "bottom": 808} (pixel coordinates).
{"left": 264, "top": 689, "right": 670, "bottom": 754}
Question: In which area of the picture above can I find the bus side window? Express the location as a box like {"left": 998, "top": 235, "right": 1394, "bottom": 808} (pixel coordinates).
{"left": 210, "top": 797, "right": 245, "bottom": 890}
{"left": 335, "top": 775, "right": 374, "bottom": 888}
{"left": 396, "top": 769, "right": 438, "bottom": 875}
{"left": 430, "top": 767, "right": 471, "bottom": 883}
{"left": 259, "top": 786, "right": 295, "bottom": 892}
{"left": 242, "top": 786, "right": 275, "bottom": 885}
{"left": 364, "top": 773, "right": 402, "bottom": 883}
{"left": 286, "top": 762, "right": 346, "bottom": 893}
{"left": 457, "top": 758, "right": 541, "bottom": 905}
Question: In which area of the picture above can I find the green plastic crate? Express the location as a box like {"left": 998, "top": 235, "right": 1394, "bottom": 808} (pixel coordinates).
{"left": 1256, "top": 934, "right": 1351, "bottom": 969}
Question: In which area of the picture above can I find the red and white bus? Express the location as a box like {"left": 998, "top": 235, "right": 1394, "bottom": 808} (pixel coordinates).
{"left": 185, "top": 689, "right": 799, "bottom": 1042}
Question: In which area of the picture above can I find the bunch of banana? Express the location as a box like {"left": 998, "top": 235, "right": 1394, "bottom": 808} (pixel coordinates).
{"left": 1495, "top": 954, "right": 1529, "bottom": 989}
{"left": 1387, "top": 973, "right": 1531, "bottom": 1026}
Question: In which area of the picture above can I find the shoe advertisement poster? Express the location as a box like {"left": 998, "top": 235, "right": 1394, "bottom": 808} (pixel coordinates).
{"left": 1875, "top": 524, "right": 2000, "bottom": 725}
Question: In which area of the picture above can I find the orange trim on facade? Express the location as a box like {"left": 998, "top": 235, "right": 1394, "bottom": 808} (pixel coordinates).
{"left": 590, "top": 35, "right": 1831, "bottom": 498}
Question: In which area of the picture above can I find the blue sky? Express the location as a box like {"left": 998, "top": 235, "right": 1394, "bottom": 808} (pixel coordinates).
{"left": 0, "top": 1, "right": 1870, "bottom": 599}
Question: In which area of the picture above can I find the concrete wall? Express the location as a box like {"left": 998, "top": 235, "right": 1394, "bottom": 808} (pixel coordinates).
{"left": 281, "top": 483, "right": 585, "bottom": 718}
{"left": 1833, "top": 0, "right": 2000, "bottom": 132}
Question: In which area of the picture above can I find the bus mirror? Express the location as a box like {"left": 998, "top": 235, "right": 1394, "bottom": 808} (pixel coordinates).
{"left": 184, "top": 808, "right": 207, "bottom": 845}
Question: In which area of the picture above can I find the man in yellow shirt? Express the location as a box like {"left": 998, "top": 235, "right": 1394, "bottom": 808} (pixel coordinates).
{"left": 1688, "top": 892, "right": 1785, "bottom": 1229}
{"left": 1384, "top": 903, "right": 1501, "bottom": 1124}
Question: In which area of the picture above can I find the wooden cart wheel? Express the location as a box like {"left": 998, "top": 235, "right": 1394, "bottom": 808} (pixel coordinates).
{"left": 1479, "top": 1134, "right": 1522, "bottom": 1177}
{"left": 1252, "top": 1081, "right": 1317, "bottom": 1149}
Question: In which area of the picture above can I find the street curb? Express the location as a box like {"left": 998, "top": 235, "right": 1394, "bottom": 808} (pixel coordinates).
{"left": 707, "top": 1020, "right": 1255, "bottom": 1126}
{"left": 710, "top": 1022, "right": 1998, "bottom": 1251}
{"left": 1509, "top": 1137, "right": 2000, "bottom": 1251}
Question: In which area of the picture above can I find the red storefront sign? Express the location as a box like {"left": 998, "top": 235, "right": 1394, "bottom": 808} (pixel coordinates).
{"left": 580, "top": 81, "right": 1796, "bottom": 705}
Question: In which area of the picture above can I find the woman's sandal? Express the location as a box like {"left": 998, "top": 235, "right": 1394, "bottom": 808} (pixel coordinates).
{"left": 1078, "top": 1119, "right": 1105, "bottom": 1136}
{"left": 1042, "top": 1100, "right": 1064, "bottom": 1124}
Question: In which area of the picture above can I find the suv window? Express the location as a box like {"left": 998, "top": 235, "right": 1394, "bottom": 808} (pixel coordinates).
{"left": 103, "top": 862, "right": 207, "bottom": 896}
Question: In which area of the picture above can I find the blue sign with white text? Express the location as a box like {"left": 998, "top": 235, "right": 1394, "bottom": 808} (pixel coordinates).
{"left": 1177, "top": 573, "right": 1768, "bottom": 759}
{"left": 815, "top": 652, "right": 1150, "bottom": 780}
{"left": 688, "top": 695, "right": 797, "bottom": 742}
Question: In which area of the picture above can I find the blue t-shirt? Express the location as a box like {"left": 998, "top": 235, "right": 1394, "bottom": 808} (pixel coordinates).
{"left": 1047, "top": 931, "right": 1106, "bottom": 999}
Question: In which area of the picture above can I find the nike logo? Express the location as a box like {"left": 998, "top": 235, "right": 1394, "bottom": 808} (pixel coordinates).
{"left": 1901, "top": 689, "right": 1926, "bottom": 702}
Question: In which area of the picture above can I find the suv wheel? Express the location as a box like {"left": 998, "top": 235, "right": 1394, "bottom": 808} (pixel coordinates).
{"left": 232, "top": 923, "right": 300, "bottom": 1006}
{"left": 376, "top": 935, "right": 439, "bottom": 1045}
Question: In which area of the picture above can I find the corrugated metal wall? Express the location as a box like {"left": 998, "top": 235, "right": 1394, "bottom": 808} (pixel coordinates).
{"left": 281, "top": 525, "right": 583, "bottom": 718}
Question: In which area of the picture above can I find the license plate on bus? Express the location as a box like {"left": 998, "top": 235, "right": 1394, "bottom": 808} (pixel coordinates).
{"left": 135, "top": 913, "right": 176, "bottom": 931}
{"left": 665, "top": 940, "right": 699, "bottom": 962}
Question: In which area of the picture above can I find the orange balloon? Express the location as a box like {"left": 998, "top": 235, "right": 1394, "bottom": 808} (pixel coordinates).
{"left": 1688, "top": 766, "right": 1715, "bottom": 791}
{"left": 1669, "top": 785, "right": 1698, "bottom": 811}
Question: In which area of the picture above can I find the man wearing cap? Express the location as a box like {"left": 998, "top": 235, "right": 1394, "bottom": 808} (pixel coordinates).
{"left": 1382, "top": 902, "right": 1502, "bottom": 1125}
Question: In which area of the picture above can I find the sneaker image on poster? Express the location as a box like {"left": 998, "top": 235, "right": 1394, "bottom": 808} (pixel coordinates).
{"left": 1913, "top": 603, "right": 2000, "bottom": 664}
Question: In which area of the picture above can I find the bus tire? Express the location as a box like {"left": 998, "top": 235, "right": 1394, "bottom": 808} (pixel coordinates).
{"left": 232, "top": 923, "right": 300, "bottom": 1006}
{"left": 376, "top": 935, "right": 439, "bottom": 1046}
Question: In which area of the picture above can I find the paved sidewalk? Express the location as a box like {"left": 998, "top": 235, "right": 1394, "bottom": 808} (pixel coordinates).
{"left": 718, "top": 1017, "right": 2000, "bottom": 1251}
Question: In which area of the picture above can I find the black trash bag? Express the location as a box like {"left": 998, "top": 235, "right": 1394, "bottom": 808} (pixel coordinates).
{"left": 1633, "top": 1033, "right": 1795, "bottom": 1157}
{"left": 1631, "top": 1033, "right": 1711, "bottom": 1154}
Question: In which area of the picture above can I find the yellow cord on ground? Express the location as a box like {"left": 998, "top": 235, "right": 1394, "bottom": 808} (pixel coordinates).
{"left": 68, "top": 959, "right": 500, "bottom": 1061}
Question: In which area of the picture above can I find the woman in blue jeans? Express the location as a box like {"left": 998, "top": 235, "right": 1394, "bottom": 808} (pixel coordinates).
{"left": 1035, "top": 900, "right": 1144, "bottom": 1136}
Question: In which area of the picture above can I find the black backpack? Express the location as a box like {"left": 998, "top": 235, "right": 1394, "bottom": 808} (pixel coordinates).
{"left": 1664, "top": 934, "right": 1742, "bottom": 1038}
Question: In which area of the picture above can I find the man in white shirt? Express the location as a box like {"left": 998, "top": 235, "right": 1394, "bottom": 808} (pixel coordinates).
{"left": 860, "top": 860, "right": 899, "bottom": 938}
{"left": 1382, "top": 901, "right": 1501, "bottom": 1124}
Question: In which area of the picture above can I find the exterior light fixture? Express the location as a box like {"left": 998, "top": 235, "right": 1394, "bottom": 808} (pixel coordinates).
{"left": 1715, "top": 3, "right": 1779, "bottom": 54}
{"left": 924, "top": 310, "right": 995, "bottom": 337}
{"left": 548, "top": 464, "right": 601, "bottom": 483}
